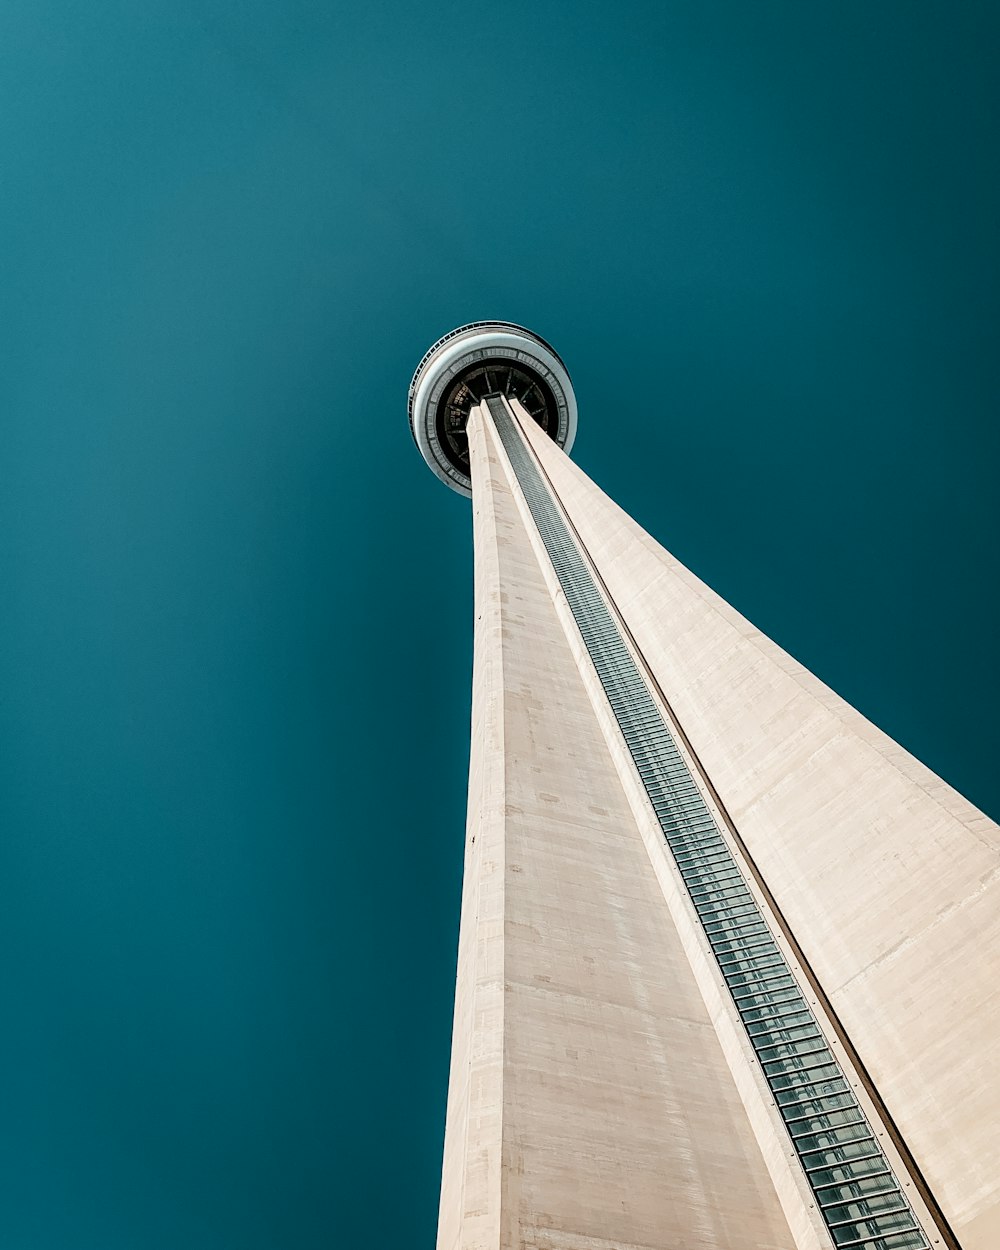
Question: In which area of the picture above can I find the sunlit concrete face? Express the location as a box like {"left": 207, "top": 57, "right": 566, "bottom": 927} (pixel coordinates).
{"left": 415, "top": 331, "right": 999, "bottom": 1250}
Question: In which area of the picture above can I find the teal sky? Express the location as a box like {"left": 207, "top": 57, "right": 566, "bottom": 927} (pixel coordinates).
{"left": 3, "top": 3, "right": 998, "bottom": 1246}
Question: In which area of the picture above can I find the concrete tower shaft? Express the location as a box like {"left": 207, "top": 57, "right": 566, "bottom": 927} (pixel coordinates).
{"left": 410, "top": 329, "right": 1000, "bottom": 1250}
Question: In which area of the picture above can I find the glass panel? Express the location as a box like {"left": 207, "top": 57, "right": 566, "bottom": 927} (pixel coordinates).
{"left": 758, "top": 1037, "right": 829, "bottom": 1065}
{"left": 774, "top": 1074, "right": 848, "bottom": 1103}
{"left": 687, "top": 880, "right": 745, "bottom": 900}
{"left": 831, "top": 1211, "right": 919, "bottom": 1245}
{"left": 731, "top": 979, "right": 800, "bottom": 1003}
{"left": 703, "top": 916, "right": 765, "bottom": 939}
{"left": 785, "top": 1106, "right": 864, "bottom": 1133}
{"left": 727, "top": 970, "right": 798, "bottom": 994}
{"left": 764, "top": 1057, "right": 839, "bottom": 1083}
{"left": 716, "top": 949, "right": 784, "bottom": 974}
{"left": 744, "top": 1005, "right": 814, "bottom": 1028}
{"left": 703, "top": 912, "right": 767, "bottom": 934}
{"left": 807, "top": 1156, "right": 890, "bottom": 1188}
{"left": 816, "top": 1173, "right": 896, "bottom": 1204}
{"left": 794, "top": 1123, "right": 873, "bottom": 1154}
{"left": 824, "top": 1191, "right": 908, "bottom": 1223}
{"left": 709, "top": 928, "right": 774, "bottom": 952}
{"left": 750, "top": 1022, "right": 821, "bottom": 1048}
{"left": 801, "top": 1138, "right": 886, "bottom": 1166}
{"left": 780, "top": 1090, "right": 857, "bottom": 1119}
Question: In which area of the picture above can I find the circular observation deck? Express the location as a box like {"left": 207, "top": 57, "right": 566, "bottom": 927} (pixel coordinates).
{"left": 408, "top": 322, "right": 577, "bottom": 496}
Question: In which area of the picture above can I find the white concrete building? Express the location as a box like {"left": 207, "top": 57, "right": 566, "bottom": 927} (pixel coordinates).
{"left": 409, "top": 324, "right": 998, "bottom": 1250}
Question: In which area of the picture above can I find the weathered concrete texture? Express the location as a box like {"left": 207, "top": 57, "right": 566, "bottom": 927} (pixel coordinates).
{"left": 437, "top": 406, "right": 796, "bottom": 1250}
{"left": 519, "top": 414, "right": 1000, "bottom": 1250}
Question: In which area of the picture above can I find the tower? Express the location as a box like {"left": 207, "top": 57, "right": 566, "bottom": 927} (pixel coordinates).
{"left": 409, "top": 323, "right": 1000, "bottom": 1250}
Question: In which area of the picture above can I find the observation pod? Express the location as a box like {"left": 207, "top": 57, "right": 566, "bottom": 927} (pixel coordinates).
{"left": 408, "top": 321, "right": 577, "bottom": 496}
